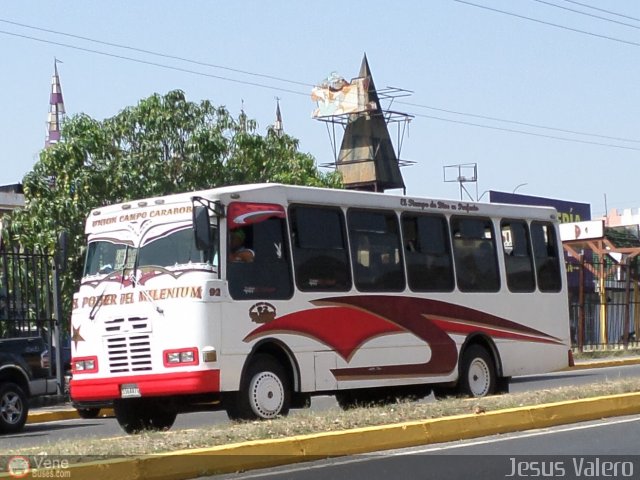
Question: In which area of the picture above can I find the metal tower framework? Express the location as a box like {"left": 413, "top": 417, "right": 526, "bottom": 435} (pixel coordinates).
{"left": 313, "top": 55, "right": 414, "bottom": 193}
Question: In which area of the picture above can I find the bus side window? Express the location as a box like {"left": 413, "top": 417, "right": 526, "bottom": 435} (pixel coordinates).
{"left": 402, "top": 213, "right": 454, "bottom": 292}
{"left": 531, "top": 221, "right": 562, "bottom": 292}
{"left": 501, "top": 220, "right": 535, "bottom": 293}
{"left": 451, "top": 216, "right": 500, "bottom": 292}
{"left": 289, "top": 205, "right": 351, "bottom": 291}
{"left": 228, "top": 217, "right": 293, "bottom": 300}
{"left": 348, "top": 209, "right": 405, "bottom": 292}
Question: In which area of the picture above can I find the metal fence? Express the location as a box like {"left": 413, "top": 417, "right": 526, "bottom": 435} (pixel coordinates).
{"left": 568, "top": 258, "right": 640, "bottom": 350}
{"left": 0, "top": 250, "right": 56, "bottom": 338}
{"left": 0, "top": 249, "right": 64, "bottom": 386}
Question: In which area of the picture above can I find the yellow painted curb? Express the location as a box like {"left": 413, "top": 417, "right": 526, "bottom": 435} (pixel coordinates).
{"left": 26, "top": 409, "right": 79, "bottom": 424}
{"left": 26, "top": 408, "right": 114, "bottom": 424}
{"left": 12, "top": 391, "right": 640, "bottom": 480}
{"left": 567, "top": 357, "right": 640, "bottom": 371}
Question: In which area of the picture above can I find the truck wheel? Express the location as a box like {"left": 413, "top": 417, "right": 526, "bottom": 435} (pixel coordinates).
{"left": 457, "top": 345, "right": 496, "bottom": 397}
{"left": 0, "top": 382, "right": 28, "bottom": 434}
{"left": 227, "top": 354, "right": 291, "bottom": 420}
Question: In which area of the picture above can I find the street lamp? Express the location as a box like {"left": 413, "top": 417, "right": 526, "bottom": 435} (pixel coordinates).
{"left": 512, "top": 183, "right": 528, "bottom": 194}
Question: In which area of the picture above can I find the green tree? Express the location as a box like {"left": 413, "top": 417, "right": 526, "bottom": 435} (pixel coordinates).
{"left": 3, "top": 90, "right": 341, "bottom": 321}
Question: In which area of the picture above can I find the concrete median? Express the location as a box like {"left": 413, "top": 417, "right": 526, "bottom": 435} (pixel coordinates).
{"left": 8, "top": 390, "right": 640, "bottom": 480}
{"left": 11, "top": 357, "right": 640, "bottom": 479}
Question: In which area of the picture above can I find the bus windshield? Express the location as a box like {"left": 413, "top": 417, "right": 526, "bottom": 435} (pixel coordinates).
{"left": 83, "top": 227, "right": 217, "bottom": 277}
{"left": 83, "top": 240, "right": 136, "bottom": 276}
{"left": 138, "top": 228, "right": 204, "bottom": 268}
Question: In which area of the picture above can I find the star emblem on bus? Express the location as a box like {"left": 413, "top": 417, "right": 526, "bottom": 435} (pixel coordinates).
{"left": 72, "top": 325, "right": 85, "bottom": 349}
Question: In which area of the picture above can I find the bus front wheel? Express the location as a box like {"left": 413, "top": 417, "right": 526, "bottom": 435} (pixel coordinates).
{"left": 76, "top": 407, "right": 101, "bottom": 419}
{"left": 114, "top": 399, "right": 177, "bottom": 434}
{"left": 227, "top": 354, "right": 291, "bottom": 421}
{"left": 457, "top": 345, "right": 496, "bottom": 398}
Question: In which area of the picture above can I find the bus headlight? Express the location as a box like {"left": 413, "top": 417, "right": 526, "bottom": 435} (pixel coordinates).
{"left": 166, "top": 352, "right": 181, "bottom": 364}
{"left": 72, "top": 356, "right": 98, "bottom": 374}
{"left": 163, "top": 348, "right": 199, "bottom": 367}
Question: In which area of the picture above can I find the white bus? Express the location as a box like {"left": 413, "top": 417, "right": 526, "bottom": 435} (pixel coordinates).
{"left": 70, "top": 183, "right": 571, "bottom": 433}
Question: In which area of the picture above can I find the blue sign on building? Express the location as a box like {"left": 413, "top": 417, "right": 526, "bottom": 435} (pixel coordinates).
{"left": 488, "top": 191, "right": 591, "bottom": 222}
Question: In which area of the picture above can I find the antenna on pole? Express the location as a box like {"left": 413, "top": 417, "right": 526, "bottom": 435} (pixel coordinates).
{"left": 443, "top": 163, "right": 478, "bottom": 201}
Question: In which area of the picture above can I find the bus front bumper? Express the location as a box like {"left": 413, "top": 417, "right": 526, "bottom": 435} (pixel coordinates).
{"left": 70, "top": 369, "right": 220, "bottom": 402}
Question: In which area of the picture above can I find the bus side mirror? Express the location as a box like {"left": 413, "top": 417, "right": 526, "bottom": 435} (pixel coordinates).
{"left": 55, "top": 231, "right": 68, "bottom": 273}
{"left": 193, "top": 206, "right": 212, "bottom": 251}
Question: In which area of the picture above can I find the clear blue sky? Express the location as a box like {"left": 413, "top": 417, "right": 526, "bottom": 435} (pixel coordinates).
{"left": 3, "top": 1, "right": 640, "bottom": 217}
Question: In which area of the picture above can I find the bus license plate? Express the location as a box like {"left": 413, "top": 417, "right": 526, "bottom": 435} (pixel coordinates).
{"left": 120, "top": 384, "right": 141, "bottom": 398}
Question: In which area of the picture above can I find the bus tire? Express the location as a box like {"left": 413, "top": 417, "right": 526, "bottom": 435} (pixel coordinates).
{"left": 142, "top": 402, "right": 177, "bottom": 431}
{"left": 228, "top": 354, "right": 291, "bottom": 421}
{"left": 114, "top": 399, "right": 145, "bottom": 434}
{"left": 76, "top": 407, "right": 101, "bottom": 419}
{"left": 457, "top": 345, "right": 496, "bottom": 398}
{"left": 114, "top": 399, "right": 177, "bottom": 433}
{"left": 0, "top": 382, "right": 28, "bottom": 434}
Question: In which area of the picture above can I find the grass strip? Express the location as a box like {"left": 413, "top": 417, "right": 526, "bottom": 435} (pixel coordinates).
{"left": 4, "top": 376, "right": 640, "bottom": 463}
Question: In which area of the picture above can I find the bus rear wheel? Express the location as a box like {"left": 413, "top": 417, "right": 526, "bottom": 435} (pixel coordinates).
{"left": 227, "top": 354, "right": 291, "bottom": 421}
{"left": 457, "top": 345, "right": 496, "bottom": 398}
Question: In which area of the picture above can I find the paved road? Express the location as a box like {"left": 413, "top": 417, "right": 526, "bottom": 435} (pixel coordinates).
{"left": 212, "top": 415, "right": 640, "bottom": 479}
{"left": 4, "top": 363, "right": 640, "bottom": 450}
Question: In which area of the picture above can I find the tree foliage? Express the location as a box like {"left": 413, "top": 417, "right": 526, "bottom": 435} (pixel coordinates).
{"left": 3, "top": 90, "right": 341, "bottom": 320}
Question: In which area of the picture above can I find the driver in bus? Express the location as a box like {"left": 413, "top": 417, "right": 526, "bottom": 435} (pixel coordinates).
{"left": 229, "top": 229, "right": 255, "bottom": 263}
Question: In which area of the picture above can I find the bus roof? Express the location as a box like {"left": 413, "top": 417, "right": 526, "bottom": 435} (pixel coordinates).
{"left": 86, "top": 183, "right": 559, "bottom": 234}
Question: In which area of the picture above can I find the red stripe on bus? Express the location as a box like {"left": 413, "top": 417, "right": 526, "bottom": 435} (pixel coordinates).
{"left": 70, "top": 369, "right": 220, "bottom": 401}
{"left": 427, "top": 317, "right": 565, "bottom": 345}
{"left": 244, "top": 306, "right": 403, "bottom": 361}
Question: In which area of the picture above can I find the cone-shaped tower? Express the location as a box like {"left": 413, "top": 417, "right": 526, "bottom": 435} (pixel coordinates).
{"left": 45, "top": 59, "right": 66, "bottom": 148}
{"left": 336, "top": 54, "right": 405, "bottom": 192}
{"left": 274, "top": 98, "right": 284, "bottom": 137}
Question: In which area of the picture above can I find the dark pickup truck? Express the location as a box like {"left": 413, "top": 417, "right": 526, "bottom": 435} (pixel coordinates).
{"left": 0, "top": 337, "right": 58, "bottom": 433}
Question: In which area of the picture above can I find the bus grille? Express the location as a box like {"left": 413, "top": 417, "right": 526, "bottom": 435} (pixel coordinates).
{"left": 106, "top": 334, "right": 152, "bottom": 373}
{"left": 104, "top": 316, "right": 149, "bottom": 333}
